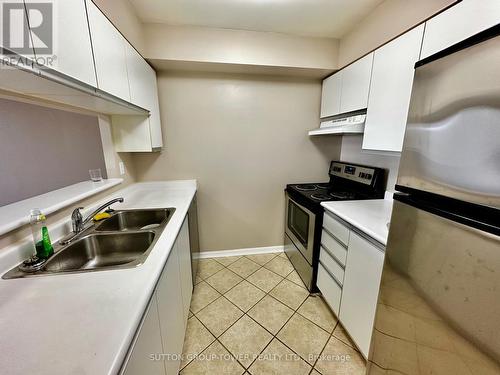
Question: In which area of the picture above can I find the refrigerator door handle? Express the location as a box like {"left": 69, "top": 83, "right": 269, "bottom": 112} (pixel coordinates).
{"left": 394, "top": 191, "right": 500, "bottom": 236}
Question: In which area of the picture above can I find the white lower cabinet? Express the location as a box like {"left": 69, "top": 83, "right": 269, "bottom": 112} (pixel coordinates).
{"left": 121, "top": 215, "right": 193, "bottom": 375}
{"left": 318, "top": 213, "right": 385, "bottom": 359}
{"left": 156, "top": 242, "right": 186, "bottom": 375}
{"left": 123, "top": 297, "right": 165, "bottom": 375}
{"left": 177, "top": 217, "right": 193, "bottom": 325}
{"left": 339, "top": 232, "right": 384, "bottom": 358}
{"left": 317, "top": 263, "right": 342, "bottom": 316}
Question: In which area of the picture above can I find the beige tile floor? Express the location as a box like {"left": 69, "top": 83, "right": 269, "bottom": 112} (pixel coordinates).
{"left": 180, "top": 252, "right": 366, "bottom": 375}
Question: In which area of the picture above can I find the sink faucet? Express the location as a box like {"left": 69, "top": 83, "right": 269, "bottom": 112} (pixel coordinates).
{"left": 59, "top": 197, "right": 124, "bottom": 245}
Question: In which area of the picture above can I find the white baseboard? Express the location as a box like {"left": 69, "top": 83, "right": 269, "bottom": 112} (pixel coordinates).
{"left": 196, "top": 245, "right": 284, "bottom": 259}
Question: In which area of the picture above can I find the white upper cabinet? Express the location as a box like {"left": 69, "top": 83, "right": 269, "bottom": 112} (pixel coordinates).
{"left": 85, "top": 0, "right": 130, "bottom": 101}
{"left": 25, "top": 0, "right": 96, "bottom": 87}
{"left": 320, "top": 72, "right": 342, "bottom": 118}
{"left": 362, "top": 25, "right": 425, "bottom": 152}
{"left": 339, "top": 53, "right": 374, "bottom": 114}
{"left": 319, "top": 53, "right": 373, "bottom": 118}
{"left": 421, "top": 0, "right": 500, "bottom": 59}
{"left": 126, "top": 44, "right": 153, "bottom": 110}
{"left": 121, "top": 43, "right": 163, "bottom": 150}
{"left": 0, "top": 0, "right": 34, "bottom": 66}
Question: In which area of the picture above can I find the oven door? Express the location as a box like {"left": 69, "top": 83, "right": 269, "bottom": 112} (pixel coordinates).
{"left": 285, "top": 193, "right": 315, "bottom": 265}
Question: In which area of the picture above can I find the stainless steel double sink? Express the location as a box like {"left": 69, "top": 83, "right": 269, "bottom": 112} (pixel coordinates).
{"left": 3, "top": 208, "right": 176, "bottom": 279}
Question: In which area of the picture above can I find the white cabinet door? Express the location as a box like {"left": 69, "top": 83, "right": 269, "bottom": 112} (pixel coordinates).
{"left": 320, "top": 72, "right": 342, "bottom": 118}
{"left": 86, "top": 0, "right": 130, "bottom": 101}
{"left": 112, "top": 43, "right": 163, "bottom": 151}
{"left": 111, "top": 114, "right": 152, "bottom": 152}
{"left": 156, "top": 244, "right": 185, "bottom": 375}
{"left": 123, "top": 296, "right": 165, "bottom": 375}
{"left": 126, "top": 43, "right": 152, "bottom": 110}
{"left": 362, "top": 25, "right": 424, "bottom": 152}
{"left": 421, "top": 0, "right": 500, "bottom": 59}
{"left": 177, "top": 217, "right": 193, "bottom": 325}
{"left": 339, "top": 53, "right": 373, "bottom": 114}
{"left": 25, "top": 0, "right": 96, "bottom": 86}
{"left": 340, "top": 232, "right": 384, "bottom": 358}
{"left": 148, "top": 69, "right": 163, "bottom": 149}
{"left": 0, "top": 0, "right": 34, "bottom": 67}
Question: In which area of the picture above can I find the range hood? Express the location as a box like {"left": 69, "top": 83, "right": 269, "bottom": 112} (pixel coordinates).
{"left": 308, "top": 113, "right": 366, "bottom": 136}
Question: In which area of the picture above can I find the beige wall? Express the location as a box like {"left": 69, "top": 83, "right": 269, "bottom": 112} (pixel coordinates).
{"left": 144, "top": 24, "right": 339, "bottom": 70}
{"left": 338, "top": 0, "right": 456, "bottom": 67}
{"left": 0, "top": 103, "right": 136, "bottom": 249}
{"left": 132, "top": 72, "right": 341, "bottom": 251}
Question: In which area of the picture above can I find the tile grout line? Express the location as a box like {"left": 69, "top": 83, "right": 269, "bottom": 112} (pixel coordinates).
{"left": 254, "top": 292, "right": 316, "bottom": 369}
{"left": 308, "top": 321, "right": 340, "bottom": 374}
{"left": 201, "top": 253, "right": 297, "bottom": 289}
{"left": 178, "top": 314, "right": 218, "bottom": 372}
{"left": 222, "top": 252, "right": 279, "bottom": 267}
{"left": 192, "top": 259, "right": 260, "bottom": 314}
{"left": 193, "top": 256, "right": 308, "bottom": 371}
{"left": 198, "top": 256, "right": 315, "bottom": 325}
{"left": 189, "top": 254, "right": 345, "bottom": 373}
{"left": 244, "top": 256, "right": 339, "bottom": 370}
{"left": 218, "top": 253, "right": 295, "bottom": 289}
{"left": 242, "top": 286, "right": 312, "bottom": 371}
{"left": 199, "top": 255, "right": 321, "bottom": 335}
{"left": 193, "top": 260, "right": 277, "bottom": 329}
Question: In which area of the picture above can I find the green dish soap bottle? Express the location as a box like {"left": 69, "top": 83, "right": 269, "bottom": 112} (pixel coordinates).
{"left": 30, "top": 209, "right": 54, "bottom": 259}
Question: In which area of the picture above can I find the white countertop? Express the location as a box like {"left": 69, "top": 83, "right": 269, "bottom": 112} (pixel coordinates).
{"left": 321, "top": 197, "right": 394, "bottom": 246}
{"left": 0, "top": 180, "right": 197, "bottom": 375}
{"left": 0, "top": 179, "right": 123, "bottom": 236}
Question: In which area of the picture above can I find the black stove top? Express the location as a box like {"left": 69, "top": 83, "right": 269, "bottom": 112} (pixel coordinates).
{"left": 289, "top": 183, "right": 364, "bottom": 202}
{"left": 286, "top": 161, "right": 386, "bottom": 213}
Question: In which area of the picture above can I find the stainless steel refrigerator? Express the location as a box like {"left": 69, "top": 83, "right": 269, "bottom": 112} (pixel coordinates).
{"left": 367, "top": 26, "right": 500, "bottom": 374}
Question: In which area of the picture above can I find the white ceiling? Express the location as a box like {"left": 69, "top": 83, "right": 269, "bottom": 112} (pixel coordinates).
{"left": 129, "top": 0, "right": 385, "bottom": 38}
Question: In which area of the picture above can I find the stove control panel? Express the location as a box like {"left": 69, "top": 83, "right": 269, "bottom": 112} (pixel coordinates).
{"left": 330, "top": 162, "right": 376, "bottom": 185}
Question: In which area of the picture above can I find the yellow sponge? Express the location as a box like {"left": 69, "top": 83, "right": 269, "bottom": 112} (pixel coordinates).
{"left": 93, "top": 212, "right": 111, "bottom": 222}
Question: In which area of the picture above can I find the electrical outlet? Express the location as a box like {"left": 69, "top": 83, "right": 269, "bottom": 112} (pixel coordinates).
{"left": 119, "top": 161, "right": 126, "bottom": 176}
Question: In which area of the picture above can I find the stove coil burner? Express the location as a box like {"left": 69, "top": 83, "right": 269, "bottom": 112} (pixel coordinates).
{"left": 310, "top": 193, "right": 332, "bottom": 201}
{"left": 295, "top": 184, "right": 317, "bottom": 191}
{"left": 329, "top": 192, "right": 356, "bottom": 199}
{"left": 310, "top": 191, "right": 358, "bottom": 201}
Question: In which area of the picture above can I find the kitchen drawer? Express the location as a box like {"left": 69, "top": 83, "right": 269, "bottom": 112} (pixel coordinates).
{"left": 317, "top": 263, "right": 342, "bottom": 316}
{"left": 321, "top": 229, "right": 348, "bottom": 266}
{"left": 320, "top": 246, "right": 345, "bottom": 286}
{"left": 323, "top": 213, "right": 350, "bottom": 246}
